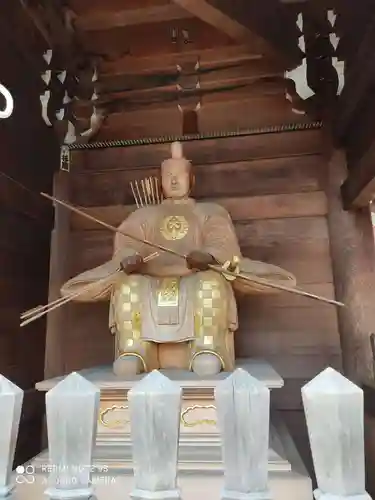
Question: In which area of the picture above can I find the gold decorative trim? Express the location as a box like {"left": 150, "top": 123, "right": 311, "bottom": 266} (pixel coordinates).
{"left": 180, "top": 404, "right": 217, "bottom": 427}
{"left": 189, "top": 350, "right": 225, "bottom": 371}
{"left": 157, "top": 278, "right": 179, "bottom": 307}
{"left": 160, "top": 215, "right": 189, "bottom": 241}
{"left": 99, "top": 402, "right": 218, "bottom": 429}
{"left": 100, "top": 390, "right": 127, "bottom": 401}
{"left": 99, "top": 405, "right": 129, "bottom": 429}
{"left": 222, "top": 256, "right": 240, "bottom": 281}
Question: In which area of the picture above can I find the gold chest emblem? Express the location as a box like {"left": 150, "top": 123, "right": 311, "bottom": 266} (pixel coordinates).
{"left": 160, "top": 215, "right": 189, "bottom": 240}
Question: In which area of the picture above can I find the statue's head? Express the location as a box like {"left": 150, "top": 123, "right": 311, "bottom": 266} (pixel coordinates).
{"left": 161, "top": 142, "right": 193, "bottom": 199}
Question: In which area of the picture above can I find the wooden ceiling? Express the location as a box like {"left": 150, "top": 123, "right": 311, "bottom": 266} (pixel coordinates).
{"left": 3, "top": 0, "right": 375, "bottom": 209}
{"left": 9, "top": 0, "right": 313, "bottom": 139}
{"left": 0, "top": 0, "right": 375, "bottom": 207}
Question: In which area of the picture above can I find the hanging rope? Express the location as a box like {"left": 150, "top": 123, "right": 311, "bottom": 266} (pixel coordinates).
{"left": 66, "top": 120, "right": 323, "bottom": 150}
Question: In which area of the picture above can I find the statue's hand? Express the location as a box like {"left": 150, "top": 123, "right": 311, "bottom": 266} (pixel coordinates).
{"left": 120, "top": 254, "right": 144, "bottom": 274}
{"left": 186, "top": 251, "right": 215, "bottom": 271}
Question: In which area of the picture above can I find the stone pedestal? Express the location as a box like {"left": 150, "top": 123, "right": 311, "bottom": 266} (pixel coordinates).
{"left": 32, "top": 359, "right": 313, "bottom": 500}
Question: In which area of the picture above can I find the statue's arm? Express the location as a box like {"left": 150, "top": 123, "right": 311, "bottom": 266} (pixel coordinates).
{"left": 60, "top": 208, "right": 149, "bottom": 301}
{"left": 201, "top": 204, "right": 242, "bottom": 264}
{"left": 112, "top": 209, "right": 149, "bottom": 265}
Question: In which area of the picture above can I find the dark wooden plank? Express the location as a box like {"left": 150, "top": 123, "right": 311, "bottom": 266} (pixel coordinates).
{"left": 343, "top": 92, "right": 375, "bottom": 168}
{"left": 45, "top": 172, "right": 72, "bottom": 379}
{"left": 341, "top": 140, "right": 375, "bottom": 209}
{"left": 255, "top": 353, "right": 341, "bottom": 380}
{"left": 70, "top": 154, "right": 324, "bottom": 206}
{"left": 363, "top": 384, "right": 375, "bottom": 418}
{"left": 72, "top": 130, "right": 323, "bottom": 171}
{"left": 240, "top": 282, "right": 335, "bottom": 309}
{"left": 238, "top": 305, "right": 338, "bottom": 346}
{"left": 0, "top": 23, "right": 57, "bottom": 467}
{"left": 70, "top": 192, "right": 328, "bottom": 230}
{"left": 365, "top": 414, "right": 375, "bottom": 498}
{"left": 69, "top": 216, "right": 332, "bottom": 284}
{"left": 76, "top": 3, "right": 193, "bottom": 30}
{"left": 80, "top": 17, "right": 238, "bottom": 59}
{"left": 75, "top": 60, "right": 284, "bottom": 112}
{"left": 99, "top": 44, "right": 266, "bottom": 76}
{"left": 0, "top": 174, "right": 52, "bottom": 222}
{"left": 97, "top": 94, "right": 309, "bottom": 140}
{"left": 0, "top": 210, "right": 51, "bottom": 256}
{"left": 333, "top": 12, "right": 375, "bottom": 143}
{"left": 172, "top": 0, "right": 301, "bottom": 67}
{"left": 62, "top": 300, "right": 339, "bottom": 379}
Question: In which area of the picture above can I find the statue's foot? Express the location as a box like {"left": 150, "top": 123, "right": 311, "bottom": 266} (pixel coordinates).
{"left": 113, "top": 356, "right": 142, "bottom": 377}
{"left": 191, "top": 353, "right": 222, "bottom": 377}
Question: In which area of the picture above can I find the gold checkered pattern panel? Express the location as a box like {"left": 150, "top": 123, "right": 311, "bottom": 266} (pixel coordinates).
{"left": 112, "top": 277, "right": 142, "bottom": 344}
{"left": 195, "top": 274, "right": 226, "bottom": 347}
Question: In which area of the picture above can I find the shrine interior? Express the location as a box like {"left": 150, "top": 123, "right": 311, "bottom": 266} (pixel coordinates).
{"left": 1, "top": 0, "right": 375, "bottom": 493}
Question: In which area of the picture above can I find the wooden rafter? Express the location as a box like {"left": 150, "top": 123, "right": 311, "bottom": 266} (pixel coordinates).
{"left": 75, "top": 4, "right": 194, "bottom": 31}
{"left": 0, "top": 1, "right": 46, "bottom": 78}
{"left": 99, "top": 44, "right": 265, "bottom": 77}
{"left": 171, "top": 0, "right": 302, "bottom": 68}
{"left": 341, "top": 142, "right": 375, "bottom": 209}
{"left": 87, "top": 56, "right": 282, "bottom": 93}
{"left": 18, "top": 0, "right": 86, "bottom": 71}
{"left": 333, "top": 13, "right": 375, "bottom": 143}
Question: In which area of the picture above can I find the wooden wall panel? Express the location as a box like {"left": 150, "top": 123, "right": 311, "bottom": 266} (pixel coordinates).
{"left": 70, "top": 192, "right": 328, "bottom": 230}
{"left": 73, "top": 128, "right": 323, "bottom": 172}
{"left": 97, "top": 94, "right": 310, "bottom": 140}
{"left": 69, "top": 216, "right": 332, "bottom": 285}
{"left": 70, "top": 154, "right": 324, "bottom": 206}
{"left": 60, "top": 129, "right": 341, "bottom": 409}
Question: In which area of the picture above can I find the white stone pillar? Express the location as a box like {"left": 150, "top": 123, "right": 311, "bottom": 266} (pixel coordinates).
{"left": 0, "top": 376, "right": 23, "bottom": 497}
{"left": 45, "top": 372, "right": 100, "bottom": 499}
{"left": 215, "top": 368, "right": 271, "bottom": 500}
{"left": 128, "top": 370, "right": 182, "bottom": 500}
{"left": 302, "top": 367, "right": 371, "bottom": 500}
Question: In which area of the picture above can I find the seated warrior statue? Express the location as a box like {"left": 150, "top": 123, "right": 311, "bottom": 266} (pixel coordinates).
{"left": 61, "top": 142, "right": 296, "bottom": 377}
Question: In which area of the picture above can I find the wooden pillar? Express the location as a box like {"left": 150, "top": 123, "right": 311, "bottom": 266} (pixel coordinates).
{"left": 325, "top": 149, "right": 375, "bottom": 384}
{"left": 44, "top": 170, "right": 71, "bottom": 379}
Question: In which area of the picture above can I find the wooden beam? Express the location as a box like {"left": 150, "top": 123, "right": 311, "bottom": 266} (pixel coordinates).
{"left": 171, "top": 0, "right": 301, "bottom": 67}
{"left": 333, "top": 13, "right": 375, "bottom": 143}
{"left": 341, "top": 141, "right": 375, "bottom": 209}
{"left": 74, "top": 79, "right": 285, "bottom": 121}
{"left": 45, "top": 171, "right": 70, "bottom": 378}
{"left": 71, "top": 128, "right": 323, "bottom": 171}
{"left": 99, "top": 44, "right": 265, "bottom": 76}
{"left": 70, "top": 192, "right": 328, "bottom": 230}
{"left": 75, "top": 4, "right": 193, "bottom": 31}
{"left": 76, "top": 58, "right": 284, "bottom": 107}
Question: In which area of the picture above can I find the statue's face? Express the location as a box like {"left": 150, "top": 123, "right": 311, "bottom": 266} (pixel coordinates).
{"left": 161, "top": 161, "right": 191, "bottom": 199}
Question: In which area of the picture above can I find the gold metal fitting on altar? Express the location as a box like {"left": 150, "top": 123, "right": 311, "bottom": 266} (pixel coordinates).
{"left": 221, "top": 255, "right": 240, "bottom": 281}
{"left": 118, "top": 352, "right": 147, "bottom": 372}
{"left": 99, "top": 404, "right": 129, "bottom": 428}
{"left": 189, "top": 350, "right": 226, "bottom": 371}
{"left": 180, "top": 404, "right": 217, "bottom": 428}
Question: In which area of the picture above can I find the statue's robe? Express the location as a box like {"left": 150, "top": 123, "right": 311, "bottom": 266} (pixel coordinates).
{"left": 62, "top": 198, "right": 241, "bottom": 371}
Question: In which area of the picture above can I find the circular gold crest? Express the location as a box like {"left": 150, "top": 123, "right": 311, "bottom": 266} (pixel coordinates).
{"left": 160, "top": 215, "right": 189, "bottom": 240}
